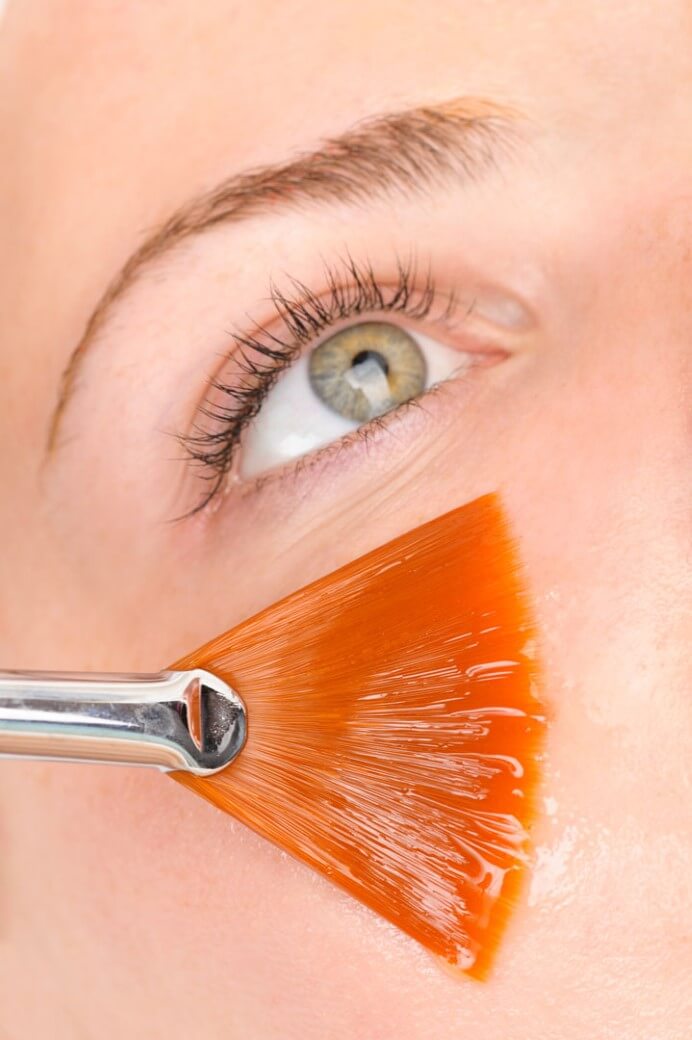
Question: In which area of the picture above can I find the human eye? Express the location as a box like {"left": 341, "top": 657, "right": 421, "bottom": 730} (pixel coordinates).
{"left": 178, "top": 253, "right": 506, "bottom": 515}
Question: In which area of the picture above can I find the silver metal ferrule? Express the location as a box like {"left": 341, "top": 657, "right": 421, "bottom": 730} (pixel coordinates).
{"left": 0, "top": 669, "right": 247, "bottom": 776}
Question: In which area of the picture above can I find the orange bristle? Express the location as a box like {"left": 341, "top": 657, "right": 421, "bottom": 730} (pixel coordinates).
{"left": 171, "top": 493, "right": 545, "bottom": 975}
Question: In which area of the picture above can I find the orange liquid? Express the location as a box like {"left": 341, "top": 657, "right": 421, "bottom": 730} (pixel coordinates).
{"left": 173, "top": 494, "right": 545, "bottom": 976}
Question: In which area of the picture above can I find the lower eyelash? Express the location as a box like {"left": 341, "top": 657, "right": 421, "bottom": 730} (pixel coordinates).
{"left": 177, "top": 251, "right": 460, "bottom": 516}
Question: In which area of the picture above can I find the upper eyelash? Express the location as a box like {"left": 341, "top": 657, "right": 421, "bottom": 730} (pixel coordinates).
{"left": 178, "top": 252, "right": 459, "bottom": 516}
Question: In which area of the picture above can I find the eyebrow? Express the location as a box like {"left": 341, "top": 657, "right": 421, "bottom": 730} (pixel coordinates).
{"left": 47, "top": 96, "right": 526, "bottom": 449}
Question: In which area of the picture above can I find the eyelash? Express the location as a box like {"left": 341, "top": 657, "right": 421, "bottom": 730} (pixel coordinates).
{"left": 179, "top": 253, "right": 462, "bottom": 515}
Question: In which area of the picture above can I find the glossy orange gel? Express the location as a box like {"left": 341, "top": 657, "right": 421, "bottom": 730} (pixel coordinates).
{"left": 172, "top": 494, "right": 546, "bottom": 975}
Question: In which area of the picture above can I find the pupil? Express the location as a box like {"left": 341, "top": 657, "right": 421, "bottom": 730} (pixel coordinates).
{"left": 351, "top": 349, "right": 389, "bottom": 376}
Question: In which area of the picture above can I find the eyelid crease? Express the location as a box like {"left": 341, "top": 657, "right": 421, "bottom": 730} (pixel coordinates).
{"left": 175, "top": 252, "right": 473, "bottom": 518}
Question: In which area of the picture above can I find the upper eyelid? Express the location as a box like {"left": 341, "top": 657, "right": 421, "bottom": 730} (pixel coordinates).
{"left": 223, "top": 255, "right": 480, "bottom": 389}
{"left": 195, "top": 255, "right": 457, "bottom": 422}
{"left": 252, "top": 259, "right": 455, "bottom": 345}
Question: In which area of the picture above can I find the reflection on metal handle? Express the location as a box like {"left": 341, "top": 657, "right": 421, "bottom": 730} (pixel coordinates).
{"left": 0, "top": 669, "right": 247, "bottom": 776}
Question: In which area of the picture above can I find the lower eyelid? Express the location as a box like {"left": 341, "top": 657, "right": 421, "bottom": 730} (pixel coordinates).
{"left": 238, "top": 334, "right": 484, "bottom": 481}
{"left": 235, "top": 372, "right": 480, "bottom": 509}
{"left": 239, "top": 336, "right": 501, "bottom": 486}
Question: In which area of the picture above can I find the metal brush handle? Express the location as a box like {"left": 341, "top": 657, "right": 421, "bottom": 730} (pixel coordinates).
{"left": 0, "top": 669, "right": 247, "bottom": 776}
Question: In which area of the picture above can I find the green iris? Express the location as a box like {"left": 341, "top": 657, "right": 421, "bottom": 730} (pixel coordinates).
{"left": 308, "top": 322, "right": 427, "bottom": 422}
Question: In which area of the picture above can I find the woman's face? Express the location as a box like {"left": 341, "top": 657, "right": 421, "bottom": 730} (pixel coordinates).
{"left": 1, "top": 1, "right": 690, "bottom": 1036}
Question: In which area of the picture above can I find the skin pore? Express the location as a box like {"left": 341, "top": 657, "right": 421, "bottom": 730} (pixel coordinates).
{"left": 0, "top": 0, "right": 690, "bottom": 1037}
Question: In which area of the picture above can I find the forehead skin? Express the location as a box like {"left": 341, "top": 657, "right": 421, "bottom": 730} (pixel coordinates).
{"left": 0, "top": 2, "right": 691, "bottom": 1039}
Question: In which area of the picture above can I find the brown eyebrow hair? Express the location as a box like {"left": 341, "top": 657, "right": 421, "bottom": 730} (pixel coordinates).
{"left": 47, "top": 96, "right": 525, "bottom": 450}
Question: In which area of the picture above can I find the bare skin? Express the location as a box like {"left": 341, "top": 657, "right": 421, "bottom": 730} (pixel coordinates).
{"left": 0, "top": 1, "right": 690, "bottom": 1037}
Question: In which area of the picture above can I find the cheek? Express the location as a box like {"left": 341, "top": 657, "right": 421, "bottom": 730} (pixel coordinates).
{"left": 7, "top": 762, "right": 462, "bottom": 1038}
{"left": 494, "top": 311, "right": 692, "bottom": 1010}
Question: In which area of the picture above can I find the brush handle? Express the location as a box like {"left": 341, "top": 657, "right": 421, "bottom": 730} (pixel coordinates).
{"left": 0, "top": 669, "right": 246, "bottom": 776}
